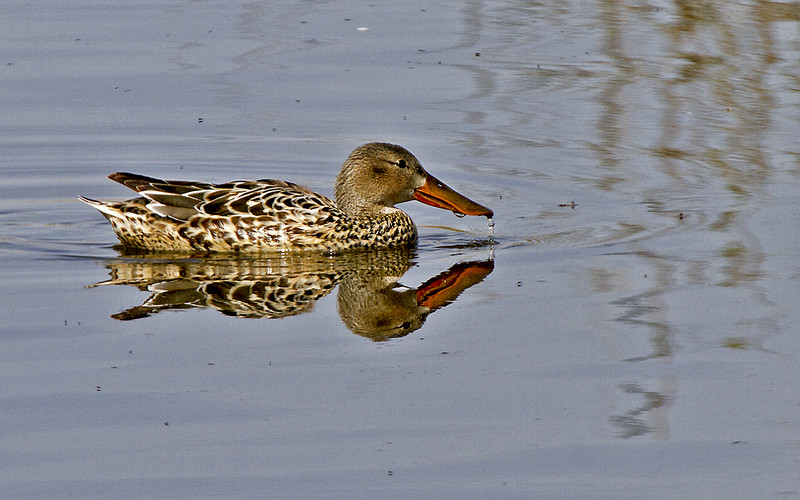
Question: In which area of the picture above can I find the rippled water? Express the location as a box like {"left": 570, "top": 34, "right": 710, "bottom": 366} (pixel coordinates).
{"left": 3, "top": 1, "right": 800, "bottom": 498}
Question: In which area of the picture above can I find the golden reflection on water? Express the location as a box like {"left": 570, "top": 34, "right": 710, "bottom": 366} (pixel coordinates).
{"left": 589, "top": 0, "right": 799, "bottom": 439}
{"left": 90, "top": 247, "right": 493, "bottom": 342}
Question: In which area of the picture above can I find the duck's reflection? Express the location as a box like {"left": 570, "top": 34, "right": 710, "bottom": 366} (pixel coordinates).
{"left": 92, "top": 247, "right": 493, "bottom": 341}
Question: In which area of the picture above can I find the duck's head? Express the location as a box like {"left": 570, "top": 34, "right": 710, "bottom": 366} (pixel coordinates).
{"left": 334, "top": 142, "right": 493, "bottom": 218}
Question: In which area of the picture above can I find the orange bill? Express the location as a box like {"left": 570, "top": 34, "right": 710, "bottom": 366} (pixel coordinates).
{"left": 416, "top": 260, "right": 494, "bottom": 310}
{"left": 413, "top": 173, "right": 493, "bottom": 217}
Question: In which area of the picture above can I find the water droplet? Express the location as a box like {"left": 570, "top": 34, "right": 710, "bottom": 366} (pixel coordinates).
{"left": 454, "top": 212, "right": 466, "bottom": 218}
{"left": 487, "top": 217, "right": 495, "bottom": 241}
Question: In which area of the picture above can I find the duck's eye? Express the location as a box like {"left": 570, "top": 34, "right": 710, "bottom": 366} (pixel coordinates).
{"left": 396, "top": 159, "right": 407, "bottom": 169}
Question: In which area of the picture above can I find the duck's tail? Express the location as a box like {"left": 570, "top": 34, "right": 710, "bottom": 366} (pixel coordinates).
{"left": 79, "top": 196, "right": 125, "bottom": 220}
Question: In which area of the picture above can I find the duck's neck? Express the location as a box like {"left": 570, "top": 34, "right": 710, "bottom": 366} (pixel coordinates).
{"left": 337, "top": 209, "right": 418, "bottom": 248}
{"left": 339, "top": 201, "right": 400, "bottom": 218}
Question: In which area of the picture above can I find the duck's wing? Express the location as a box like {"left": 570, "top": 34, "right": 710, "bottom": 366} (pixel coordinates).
{"left": 108, "top": 173, "right": 338, "bottom": 222}
{"left": 196, "top": 179, "right": 340, "bottom": 221}
{"left": 109, "top": 172, "right": 217, "bottom": 195}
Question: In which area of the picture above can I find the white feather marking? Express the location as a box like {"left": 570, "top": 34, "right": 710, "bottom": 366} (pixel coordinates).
{"left": 146, "top": 201, "right": 196, "bottom": 220}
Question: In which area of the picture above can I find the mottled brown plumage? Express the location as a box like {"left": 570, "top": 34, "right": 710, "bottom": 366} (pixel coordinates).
{"left": 80, "top": 142, "right": 492, "bottom": 252}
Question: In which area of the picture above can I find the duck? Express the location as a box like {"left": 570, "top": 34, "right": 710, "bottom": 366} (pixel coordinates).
{"left": 80, "top": 142, "right": 493, "bottom": 252}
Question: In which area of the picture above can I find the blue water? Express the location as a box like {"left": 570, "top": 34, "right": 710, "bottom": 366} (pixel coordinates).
{"left": 2, "top": 1, "right": 800, "bottom": 498}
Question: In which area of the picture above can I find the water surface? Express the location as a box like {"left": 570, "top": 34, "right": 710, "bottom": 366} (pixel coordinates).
{"left": 2, "top": 1, "right": 800, "bottom": 498}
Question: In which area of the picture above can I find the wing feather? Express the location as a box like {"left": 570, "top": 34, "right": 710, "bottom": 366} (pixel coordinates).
{"left": 106, "top": 173, "right": 341, "bottom": 227}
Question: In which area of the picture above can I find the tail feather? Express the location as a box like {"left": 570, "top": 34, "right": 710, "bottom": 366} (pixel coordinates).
{"left": 79, "top": 196, "right": 124, "bottom": 219}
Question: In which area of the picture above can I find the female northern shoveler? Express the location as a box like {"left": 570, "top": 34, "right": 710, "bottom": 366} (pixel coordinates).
{"left": 80, "top": 142, "right": 493, "bottom": 252}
